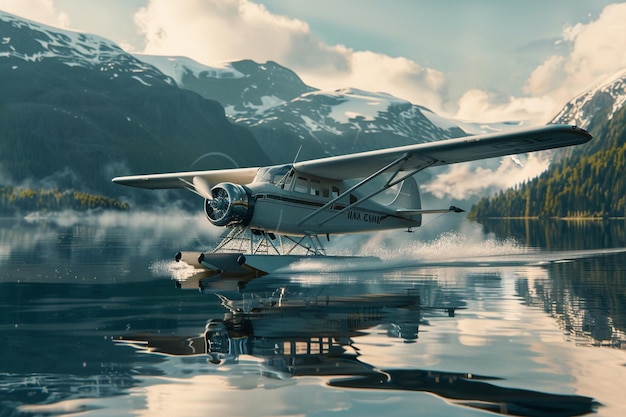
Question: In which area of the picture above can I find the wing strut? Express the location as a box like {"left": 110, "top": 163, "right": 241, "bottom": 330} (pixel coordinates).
{"left": 297, "top": 153, "right": 436, "bottom": 227}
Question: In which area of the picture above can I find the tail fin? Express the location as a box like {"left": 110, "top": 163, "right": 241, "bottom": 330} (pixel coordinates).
{"left": 389, "top": 177, "right": 422, "bottom": 226}
{"left": 389, "top": 176, "right": 421, "bottom": 208}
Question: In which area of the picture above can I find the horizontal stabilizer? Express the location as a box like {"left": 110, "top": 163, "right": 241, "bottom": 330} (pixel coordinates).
{"left": 397, "top": 205, "right": 464, "bottom": 215}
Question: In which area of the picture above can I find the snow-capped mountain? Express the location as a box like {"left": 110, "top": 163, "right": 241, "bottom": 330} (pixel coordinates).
{"left": 0, "top": 10, "right": 269, "bottom": 200}
{"left": 552, "top": 69, "right": 626, "bottom": 129}
{"left": 143, "top": 55, "right": 470, "bottom": 162}
{"left": 0, "top": 10, "right": 173, "bottom": 87}
{"left": 137, "top": 56, "right": 316, "bottom": 118}
{"left": 5, "top": 9, "right": 624, "bottom": 206}
{"left": 236, "top": 87, "right": 468, "bottom": 162}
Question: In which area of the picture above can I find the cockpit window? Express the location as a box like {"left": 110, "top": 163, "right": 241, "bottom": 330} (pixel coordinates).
{"left": 253, "top": 165, "right": 293, "bottom": 185}
{"left": 255, "top": 167, "right": 343, "bottom": 197}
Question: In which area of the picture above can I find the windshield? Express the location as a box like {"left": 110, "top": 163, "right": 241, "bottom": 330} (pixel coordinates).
{"left": 253, "top": 164, "right": 293, "bottom": 186}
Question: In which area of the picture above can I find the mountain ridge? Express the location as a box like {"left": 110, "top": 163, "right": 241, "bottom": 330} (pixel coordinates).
{"left": 0, "top": 10, "right": 271, "bottom": 205}
{"left": 2, "top": 9, "right": 624, "bottom": 217}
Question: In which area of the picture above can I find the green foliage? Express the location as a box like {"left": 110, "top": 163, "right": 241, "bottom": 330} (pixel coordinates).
{"left": 469, "top": 107, "right": 626, "bottom": 219}
{"left": 0, "top": 186, "right": 129, "bottom": 214}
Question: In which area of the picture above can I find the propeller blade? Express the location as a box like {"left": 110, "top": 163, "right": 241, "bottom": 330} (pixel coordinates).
{"left": 193, "top": 176, "right": 213, "bottom": 199}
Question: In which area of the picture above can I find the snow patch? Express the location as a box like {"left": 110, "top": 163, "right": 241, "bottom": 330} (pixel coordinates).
{"left": 249, "top": 95, "right": 285, "bottom": 112}
{"left": 135, "top": 54, "right": 244, "bottom": 85}
{"left": 421, "top": 109, "right": 461, "bottom": 130}
{"left": 0, "top": 10, "right": 170, "bottom": 86}
{"left": 553, "top": 69, "right": 626, "bottom": 127}
{"left": 224, "top": 95, "right": 286, "bottom": 117}
{"left": 300, "top": 115, "right": 321, "bottom": 132}
{"left": 131, "top": 75, "right": 151, "bottom": 86}
{"left": 343, "top": 111, "right": 375, "bottom": 121}
{"left": 325, "top": 88, "right": 409, "bottom": 124}
{"left": 455, "top": 120, "right": 525, "bottom": 135}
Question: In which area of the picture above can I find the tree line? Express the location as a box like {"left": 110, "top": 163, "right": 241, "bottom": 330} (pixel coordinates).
{"left": 469, "top": 105, "right": 626, "bottom": 219}
{"left": 468, "top": 144, "right": 626, "bottom": 219}
{"left": 0, "top": 186, "right": 129, "bottom": 214}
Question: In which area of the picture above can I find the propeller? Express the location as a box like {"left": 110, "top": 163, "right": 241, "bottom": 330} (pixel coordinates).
{"left": 207, "top": 187, "right": 230, "bottom": 222}
{"left": 193, "top": 176, "right": 212, "bottom": 199}
{"left": 194, "top": 176, "right": 229, "bottom": 223}
{"left": 196, "top": 180, "right": 253, "bottom": 227}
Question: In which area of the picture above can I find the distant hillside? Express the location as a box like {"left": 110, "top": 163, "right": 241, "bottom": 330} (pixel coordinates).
{"left": 0, "top": 186, "right": 129, "bottom": 214}
{"left": 143, "top": 55, "right": 470, "bottom": 163}
{"left": 469, "top": 77, "right": 626, "bottom": 219}
{"left": 0, "top": 11, "right": 271, "bottom": 206}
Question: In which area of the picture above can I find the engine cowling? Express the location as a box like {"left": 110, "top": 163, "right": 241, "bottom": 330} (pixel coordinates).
{"left": 204, "top": 182, "right": 253, "bottom": 227}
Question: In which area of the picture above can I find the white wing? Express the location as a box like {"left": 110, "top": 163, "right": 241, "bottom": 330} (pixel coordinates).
{"left": 112, "top": 167, "right": 259, "bottom": 192}
{"left": 293, "top": 124, "right": 591, "bottom": 180}
{"left": 112, "top": 124, "right": 591, "bottom": 190}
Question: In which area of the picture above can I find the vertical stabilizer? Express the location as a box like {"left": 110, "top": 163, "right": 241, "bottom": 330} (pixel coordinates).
{"left": 389, "top": 176, "right": 422, "bottom": 225}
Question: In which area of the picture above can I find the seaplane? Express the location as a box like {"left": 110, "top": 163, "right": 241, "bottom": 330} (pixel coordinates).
{"left": 113, "top": 124, "right": 592, "bottom": 277}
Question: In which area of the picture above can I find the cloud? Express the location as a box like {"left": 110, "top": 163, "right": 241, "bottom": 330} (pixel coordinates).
{"left": 134, "top": 0, "right": 447, "bottom": 112}
{"left": 5, "top": 0, "right": 625, "bottom": 127}
{"left": 455, "top": 2, "right": 626, "bottom": 125}
{"left": 133, "top": 1, "right": 626, "bottom": 126}
{"left": 422, "top": 153, "right": 552, "bottom": 200}
{"left": 0, "top": 0, "right": 69, "bottom": 28}
{"left": 526, "top": 3, "right": 626, "bottom": 100}
{"left": 455, "top": 89, "right": 556, "bottom": 124}
{"left": 135, "top": 0, "right": 311, "bottom": 63}
{"left": 403, "top": 3, "right": 626, "bottom": 200}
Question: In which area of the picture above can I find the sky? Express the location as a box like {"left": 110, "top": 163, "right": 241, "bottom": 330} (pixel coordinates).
{"left": 1, "top": 0, "right": 626, "bottom": 125}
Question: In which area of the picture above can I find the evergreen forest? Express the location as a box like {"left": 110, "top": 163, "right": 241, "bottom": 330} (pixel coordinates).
{"left": 0, "top": 186, "right": 129, "bottom": 215}
{"left": 469, "top": 105, "right": 626, "bottom": 219}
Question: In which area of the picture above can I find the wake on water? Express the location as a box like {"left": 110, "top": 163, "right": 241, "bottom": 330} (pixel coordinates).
{"left": 345, "top": 231, "right": 626, "bottom": 269}
{"left": 150, "top": 230, "right": 626, "bottom": 279}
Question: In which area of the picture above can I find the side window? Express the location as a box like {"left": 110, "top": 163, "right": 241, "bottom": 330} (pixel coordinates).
{"left": 331, "top": 186, "right": 340, "bottom": 198}
{"left": 295, "top": 176, "right": 308, "bottom": 193}
{"left": 310, "top": 179, "right": 321, "bottom": 196}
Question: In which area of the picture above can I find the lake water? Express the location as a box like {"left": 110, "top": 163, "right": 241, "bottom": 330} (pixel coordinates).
{"left": 1, "top": 213, "right": 625, "bottom": 416}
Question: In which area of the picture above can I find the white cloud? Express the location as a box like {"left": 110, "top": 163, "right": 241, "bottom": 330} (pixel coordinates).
{"left": 455, "top": 2, "right": 626, "bottom": 125}
{"left": 455, "top": 89, "right": 557, "bottom": 125}
{"left": 423, "top": 153, "right": 552, "bottom": 200}
{"left": 135, "top": 0, "right": 312, "bottom": 63}
{"left": 133, "top": 0, "right": 626, "bottom": 126}
{"left": 133, "top": 0, "right": 447, "bottom": 112}
{"left": 0, "top": 0, "right": 69, "bottom": 28}
{"left": 4, "top": 0, "right": 624, "bottom": 126}
{"left": 336, "top": 51, "right": 447, "bottom": 111}
{"left": 413, "top": 3, "right": 626, "bottom": 200}
{"left": 526, "top": 3, "right": 626, "bottom": 99}
{"left": 524, "top": 56, "right": 568, "bottom": 97}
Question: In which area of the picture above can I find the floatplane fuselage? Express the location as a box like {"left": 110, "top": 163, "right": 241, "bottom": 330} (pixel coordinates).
{"left": 206, "top": 164, "right": 443, "bottom": 236}
{"left": 113, "top": 124, "right": 592, "bottom": 278}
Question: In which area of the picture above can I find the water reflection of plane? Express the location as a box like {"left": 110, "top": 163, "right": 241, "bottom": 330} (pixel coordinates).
{"left": 118, "top": 290, "right": 428, "bottom": 362}
{"left": 116, "top": 290, "right": 596, "bottom": 416}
